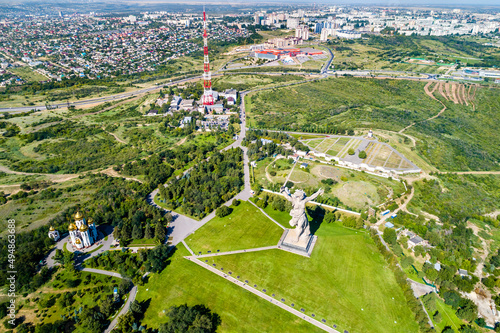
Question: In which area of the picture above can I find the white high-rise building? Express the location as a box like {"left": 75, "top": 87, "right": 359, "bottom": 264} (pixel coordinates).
{"left": 287, "top": 18, "right": 300, "bottom": 29}
{"left": 320, "top": 28, "right": 329, "bottom": 42}
{"left": 295, "top": 25, "right": 309, "bottom": 40}
{"left": 254, "top": 13, "right": 261, "bottom": 25}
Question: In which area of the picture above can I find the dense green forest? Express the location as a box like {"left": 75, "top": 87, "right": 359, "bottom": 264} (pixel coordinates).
{"left": 158, "top": 148, "right": 243, "bottom": 219}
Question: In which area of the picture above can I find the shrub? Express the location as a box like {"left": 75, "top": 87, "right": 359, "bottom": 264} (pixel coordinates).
{"left": 256, "top": 199, "right": 267, "bottom": 209}
{"left": 359, "top": 150, "right": 367, "bottom": 159}
{"left": 215, "top": 206, "right": 232, "bottom": 218}
{"left": 348, "top": 148, "right": 355, "bottom": 155}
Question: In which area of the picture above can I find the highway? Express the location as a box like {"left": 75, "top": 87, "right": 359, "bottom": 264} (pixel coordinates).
{"left": 0, "top": 71, "right": 316, "bottom": 114}
{"left": 1, "top": 53, "right": 437, "bottom": 114}
{"left": 0, "top": 74, "right": 205, "bottom": 113}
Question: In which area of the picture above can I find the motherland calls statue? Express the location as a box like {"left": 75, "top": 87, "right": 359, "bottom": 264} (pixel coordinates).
{"left": 280, "top": 187, "right": 324, "bottom": 243}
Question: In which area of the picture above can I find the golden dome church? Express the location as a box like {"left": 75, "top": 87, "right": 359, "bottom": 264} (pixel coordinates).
{"left": 68, "top": 211, "right": 98, "bottom": 249}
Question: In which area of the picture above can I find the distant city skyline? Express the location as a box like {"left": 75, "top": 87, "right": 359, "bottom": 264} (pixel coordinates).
{"left": 1, "top": 0, "right": 500, "bottom": 7}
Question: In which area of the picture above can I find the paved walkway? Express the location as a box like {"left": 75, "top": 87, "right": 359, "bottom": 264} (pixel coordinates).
{"left": 186, "top": 256, "right": 339, "bottom": 333}
{"left": 195, "top": 245, "right": 278, "bottom": 258}
{"left": 248, "top": 199, "right": 285, "bottom": 230}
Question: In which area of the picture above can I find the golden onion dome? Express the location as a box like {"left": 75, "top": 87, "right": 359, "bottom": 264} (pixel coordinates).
{"left": 74, "top": 211, "right": 83, "bottom": 220}
{"left": 75, "top": 238, "right": 81, "bottom": 244}
{"left": 87, "top": 218, "right": 94, "bottom": 224}
{"left": 79, "top": 224, "right": 88, "bottom": 232}
{"left": 68, "top": 223, "right": 77, "bottom": 231}
{"left": 49, "top": 226, "right": 55, "bottom": 232}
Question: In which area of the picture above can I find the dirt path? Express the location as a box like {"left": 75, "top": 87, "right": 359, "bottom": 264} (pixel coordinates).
{"left": 454, "top": 84, "right": 462, "bottom": 104}
{"left": 175, "top": 136, "right": 188, "bottom": 146}
{"left": 444, "top": 83, "right": 453, "bottom": 101}
{"left": 0, "top": 164, "right": 79, "bottom": 182}
{"left": 264, "top": 156, "right": 283, "bottom": 184}
{"left": 424, "top": 82, "right": 437, "bottom": 100}
{"left": 0, "top": 162, "right": 143, "bottom": 189}
{"left": 103, "top": 128, "right": 127, "bottom": 144}
{"left": 468, "top": 221, "right": 489, "bottom": 279}
{"left": 100, "top": 167, "right": 143, "bottom": 183}
{"left": 438, "top": 82, "right": 448, "bottom": 101}
{"left": 461, "top": 84, "right": 469, "bottom": 106}
{"left": 400, "top": 83, "right": 446, "bottom": 133}
{"left": 430, "top": 81, "right": 439, "bottom": 94}
{"left": 470, "top": 85, "right": 477, "bottom": 111}
{"left": 485, "top": 210, "right": 500, "bottom": 219}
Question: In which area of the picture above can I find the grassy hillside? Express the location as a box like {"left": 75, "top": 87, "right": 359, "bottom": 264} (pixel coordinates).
{"left": 246, "top": 77, "right": 500, "bottom": 171}
{"left": 137, "top": 244, "right": 323, "bottom": 333}
{"left": 205, "top": 223, "right": 419, "bottom": 333}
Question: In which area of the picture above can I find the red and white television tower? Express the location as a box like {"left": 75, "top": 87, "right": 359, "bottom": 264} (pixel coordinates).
{"left": 201, "top": 7, "right": 214, "bottom": 106}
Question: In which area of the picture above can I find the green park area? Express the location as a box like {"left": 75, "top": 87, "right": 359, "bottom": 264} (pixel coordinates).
{"left": 0, "top": 94, "right": 235, "bottom": 176}
{"left": 204, "top": 222, "right": 418, "bottom": 333}
{"left": 246, "top": 76, "right": 500, "bottom": 171}
{"left": 185, "top": 201, "right": 283, "bottom": 254}
{"left": 137, "top": 244, "right": 322, "bottom": 333}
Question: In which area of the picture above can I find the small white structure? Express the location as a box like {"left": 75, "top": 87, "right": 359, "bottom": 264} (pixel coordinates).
{"left": 300, "top": 162, "right": 308, "bottom": 169}
{"left": 48, "top": 226, "right": 60, "bottom": 241}
{"left": 368, "top": 129, "right": 373, "bottom": 138}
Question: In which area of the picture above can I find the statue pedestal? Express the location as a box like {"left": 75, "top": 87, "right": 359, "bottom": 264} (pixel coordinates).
{"left": 278, "top": 229, "right": 317, "bottom": 258}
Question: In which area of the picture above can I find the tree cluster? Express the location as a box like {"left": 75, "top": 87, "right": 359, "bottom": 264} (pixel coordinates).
{"left": 159, "top": 148, "right": 243, "bottom": 219}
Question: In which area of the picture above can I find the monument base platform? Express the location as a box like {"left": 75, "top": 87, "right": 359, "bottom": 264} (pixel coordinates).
{"left": 278, "top": 229, "right": 317, "bottom": 258}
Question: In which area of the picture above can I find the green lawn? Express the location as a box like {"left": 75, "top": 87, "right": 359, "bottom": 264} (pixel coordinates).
{"left": 185, "top": 201, "right": 283, "bottom": 254}
{"left": 204, "top": 223, "right": 419, "bottom": 333}
{"left": 433, "top": 297, "right": 466, "bottom": 332}
{"left": 290, "top": 133, "right": 325, "bottom": 140}
{"left": 137, "top": 244, "right": 322, "bottom": 333}
{"left": 262, "top": 205, "right": 291, "bottom": 228}
{"left": 10, "top": 66, "right": 47, "bottom": 82}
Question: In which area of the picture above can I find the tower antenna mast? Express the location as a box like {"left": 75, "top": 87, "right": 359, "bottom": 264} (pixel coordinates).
{"left": 201, "top": 5, "right": 214, "bottom": 106}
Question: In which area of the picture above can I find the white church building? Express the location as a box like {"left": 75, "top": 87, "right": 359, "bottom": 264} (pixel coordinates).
{"left": 67, "top": 211, "right": 98, "bottom": 249}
